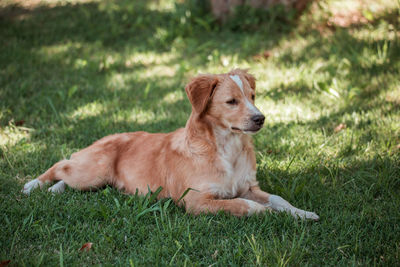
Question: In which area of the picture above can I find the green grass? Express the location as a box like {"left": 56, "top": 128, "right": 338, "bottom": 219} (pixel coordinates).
{"left": 1, "top": 0, "right": 400, "bottom": 265}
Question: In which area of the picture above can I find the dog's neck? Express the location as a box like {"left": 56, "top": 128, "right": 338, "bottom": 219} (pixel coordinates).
{"left": 184, "top": 113, "right": 252, "bottom": 155}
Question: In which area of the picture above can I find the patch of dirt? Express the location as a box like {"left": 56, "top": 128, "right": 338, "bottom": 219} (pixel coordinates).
{"left": 303, "top": 0, "right": 396, "bottom": 35}
{"left": 0, "top": 0, "right": 41, "bottom": 10}
{"left": 0, "top": 0, "right": 92, "bottom": 20}
{"left": 0, "top": 0, "right": 46, "bottom": 20}
{"left": 327, "top": 10, "right": 369, "bottom": 28}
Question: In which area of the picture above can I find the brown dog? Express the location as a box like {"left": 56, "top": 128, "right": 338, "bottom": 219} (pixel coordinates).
{"left": 23, "top": 69, "right": 319, "bottom": 220}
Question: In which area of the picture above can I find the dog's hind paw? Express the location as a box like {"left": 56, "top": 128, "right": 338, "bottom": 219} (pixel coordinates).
{"left": 48, "top": 181, "right": 66, "bottom": 194}
{"left": 22, "top": 178, "right": 43, "bottom": 195}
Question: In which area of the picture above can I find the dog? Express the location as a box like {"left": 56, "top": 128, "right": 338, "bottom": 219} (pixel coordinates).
{"left": 22, "top": 69, "right": 319, "bottom": 220}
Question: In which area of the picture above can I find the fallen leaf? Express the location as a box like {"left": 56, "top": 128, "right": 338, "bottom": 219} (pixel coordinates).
{"left": 334, "top": 123, "right": 346, "bottom": 133}
{"left": 15, "top": 120, "right": 25, "bottom": 126}
{"left": 253, "top": 50, "right": 271, "bottom": 61}
{"left": 79, "top": 242, "right": 93, "bottom": 252}
{"left": 0, "top": 260, "right": 11, "bottom": 267}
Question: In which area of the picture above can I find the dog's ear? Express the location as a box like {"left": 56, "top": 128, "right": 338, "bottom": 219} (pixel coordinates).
{"left": 185, "top": 74, "right": 218, "bottom": 115}
{"left": 243, "top": 71, "right": 256, "bottom": 90}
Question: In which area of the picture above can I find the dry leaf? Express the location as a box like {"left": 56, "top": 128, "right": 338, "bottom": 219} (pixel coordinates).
{"left": 15, "top": 120, "right": 25, "bottom": 126}
{"left": 0, "top": 260, "right": 11, "bottom": 267}
{"left": 253, "top": 51, "right": 271, "bottom": 61}
{"left": 334, "top": 123, "right": 346, "bottom": 133}
{"left": 79, "top": 242, "right": 93, "bottom": 252}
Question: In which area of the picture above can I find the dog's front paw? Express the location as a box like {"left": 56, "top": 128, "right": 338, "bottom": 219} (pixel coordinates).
{"left": 269, "top": 195, "right": 319, "bottom": 221}
{"left": 292, "top": 209, "right": 320, "bottom": 221}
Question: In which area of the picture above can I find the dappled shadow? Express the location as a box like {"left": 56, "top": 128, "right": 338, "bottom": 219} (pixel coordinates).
{"left": 264, "top": 28, "right": 399, "bottom": 99}
{"left": 1, "top": 0, "right": 399, "bottom": 168}
{"left": 1, "top": 1, "right": 174, "bottom": 51}
{"left": 0, "top": 0, "right": 301, "bottom": 150}
{"left": 0, "top": 0, "right": 294, "bottom": 59}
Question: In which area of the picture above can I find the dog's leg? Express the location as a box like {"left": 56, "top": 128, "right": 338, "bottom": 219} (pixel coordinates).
{"left": 240, "top": 186, "right": 270, "bottom": 204}
{"left": 186, "top": 194, "right": 266, "bottom": 216}
{"left": 22, "top": 161, "right": 62, "bottom": 195}
{"left": 23, "top": 158, "right": 108, "bottom": 195}
{"left": 242, "top": 186, "right": 319, "bottom": 220}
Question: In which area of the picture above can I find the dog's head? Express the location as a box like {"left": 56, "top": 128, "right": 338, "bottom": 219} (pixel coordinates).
{"left": 185, "top": 69, "right": 264, "bottom": 134}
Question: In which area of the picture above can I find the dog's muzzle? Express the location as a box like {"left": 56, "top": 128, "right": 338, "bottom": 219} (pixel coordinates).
{"left": 241, "top": 113, "right": 265, "bottom": 133}
{"left": 251, "top": 114, "right": 265, "bottom": 128}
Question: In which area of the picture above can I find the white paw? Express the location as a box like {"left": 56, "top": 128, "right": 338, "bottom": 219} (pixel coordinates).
{"left": 48, "top": 181, "right": 66, "bottom": 194}
{"left": 292, "top": 209, "right": 320, "bottom": 221}
{"left": 269, "top": 195, "right": 319, "bottom": 221}
{"left": 22, "top": 179, "right": 43, "bottom": 195}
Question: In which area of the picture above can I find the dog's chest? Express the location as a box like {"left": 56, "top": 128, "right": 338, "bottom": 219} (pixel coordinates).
{"left": 211, "top": 134, "right": 256, "bottom": 198}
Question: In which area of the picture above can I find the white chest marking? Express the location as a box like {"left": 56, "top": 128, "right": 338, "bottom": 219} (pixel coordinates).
{"left": 208, "top": 130, "right": 256, "bottom": 198}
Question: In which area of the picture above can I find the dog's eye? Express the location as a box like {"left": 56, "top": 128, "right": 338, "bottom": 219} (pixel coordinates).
{"left": 251, "top": 94, "right": 255, "bottom": 101}
{"left": 226, "top": 99, "right": 238, "bottom": 105}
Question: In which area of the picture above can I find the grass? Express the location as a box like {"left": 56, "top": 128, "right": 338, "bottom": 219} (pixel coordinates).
{"left": 1, "top": 0, "right": 400, "bottom": 265}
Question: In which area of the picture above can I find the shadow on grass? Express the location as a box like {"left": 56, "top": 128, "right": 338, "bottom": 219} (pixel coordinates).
{"left": 257, "top": 155, "right": 400, "bottom": 200}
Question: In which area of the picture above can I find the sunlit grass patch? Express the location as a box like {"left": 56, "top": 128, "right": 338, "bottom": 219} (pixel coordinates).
{"left": 137, "top": 65, "right": 177, "bottom": 80}
{"left": 162, "top": 90, "right": 185, "bottom": 105}
{"left": 385, "top": 83, "right": 400, "bottom": 105}
{"left": 0, "top": 124, "right": 32, "bottom": 146}
{"left": 69, "top": 102, "right": 104, "bottom": 120}
{"left": 258, "top": 99, "right": 328, "bottom": 124}
{"left": 124, "top": 51, "right": 176, "bottom": 67}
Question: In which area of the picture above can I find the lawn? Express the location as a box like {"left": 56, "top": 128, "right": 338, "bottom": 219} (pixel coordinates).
{"left": 1, "top": 0, "right": 399, "bottom": 265}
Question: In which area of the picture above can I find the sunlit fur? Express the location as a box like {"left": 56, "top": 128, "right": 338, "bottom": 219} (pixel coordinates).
{"left": 23, "top": 69, "right": 319, "bottom": 219}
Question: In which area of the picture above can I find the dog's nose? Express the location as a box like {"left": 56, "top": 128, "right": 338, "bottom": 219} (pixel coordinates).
{"left": 251, "top": 114, "right": 265, "bottom": 126}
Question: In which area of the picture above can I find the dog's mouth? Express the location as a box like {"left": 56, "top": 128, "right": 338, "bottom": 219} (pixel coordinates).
{"left": 231, "top": 126, "right": 262, "bottom": 134}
